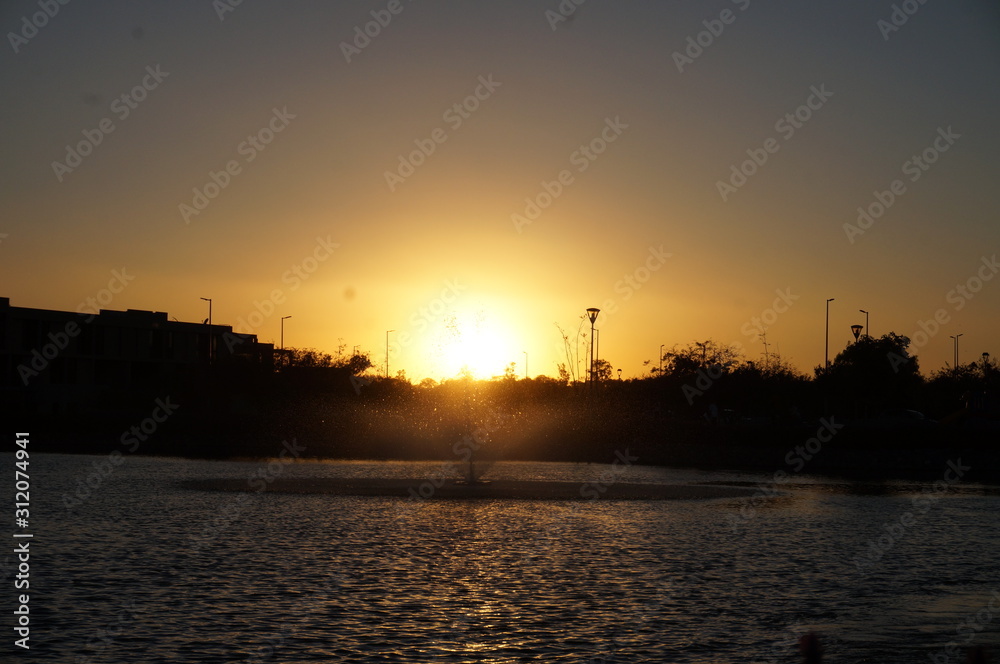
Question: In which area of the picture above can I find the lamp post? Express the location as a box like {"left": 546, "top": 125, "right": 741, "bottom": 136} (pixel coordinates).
{"left": 950, "top": 333, "right": 963, "bottom": 369}
{"left": 523, "top": 351, "right": 528, "bottom": 379}
{"left": 200, "top": 297, "right": 213, "bottom": 325}
{"left": 595, "top": 329, "right": 600, "bottom": 381}
{"left": 850, "top": 324, "right": 863, "bottom": 344}
{"left": 617, "top": 368, "right": 622, "bottom": 381}
{"left": 984, "top": 352, "right": 991, "bottom": 377}
{"left": 586, "top": 308, "right": 600, "bottom": 386}
{"left": 825, "top": 298, "right": 835, "bottom": 370}
{"left": 280, "top": 315, "right": 291, "bottom": 350}
{"left": 859, "top": 309, "right": 869, "bottom": 339}
{"left": 201, "top": 297, "right": 213, "bottom": 363}
{"left": 659, "top": 344, "right": 664, "bottom": 376}
{"left": 575, "top": 317, "right": 587, "bottom": 383}
{"left": 386, "top": 329, "right": 394, "bottom": 378}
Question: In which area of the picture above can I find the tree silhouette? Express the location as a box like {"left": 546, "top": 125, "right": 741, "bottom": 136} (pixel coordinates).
{"left": 660, "top": 339, "right": 743, "bottom": 377}
{"left": 926, "top": 359, "right": 996, "bottom": 419}
{"left": 593, "top": 358, "right": 613, "bottom": 382}
{"left": 815, "top": 333, "right": 923, "bottom": 416}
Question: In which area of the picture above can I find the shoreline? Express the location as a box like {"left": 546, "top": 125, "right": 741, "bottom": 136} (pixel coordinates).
{"left": 15, "top": 417, "right": 1000, "bottom": 484}
{"left": 180, "top": 477, "right": 761, "bottom": 500}
{"left": 17, "top": 440, "right": 1000, "bottom": 485}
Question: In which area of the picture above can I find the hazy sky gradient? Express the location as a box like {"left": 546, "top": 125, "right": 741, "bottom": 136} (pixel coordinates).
{"left": 3, "top": 0, "right": 998, "bottom": 380}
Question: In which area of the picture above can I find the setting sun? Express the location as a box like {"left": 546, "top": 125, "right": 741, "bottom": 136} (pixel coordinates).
{"left": 3, "top": 3, "right": 998, "bottom": 662}
{"left": 425, "top": 307, "right": 520, "bottom": 380}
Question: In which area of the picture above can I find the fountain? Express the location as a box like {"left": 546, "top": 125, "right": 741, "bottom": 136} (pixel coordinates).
{"left": 182, "top": 372, "right": 758, "bottom": 500}
{"left": 452, "top": 376, "right": 492, "bottom": 486}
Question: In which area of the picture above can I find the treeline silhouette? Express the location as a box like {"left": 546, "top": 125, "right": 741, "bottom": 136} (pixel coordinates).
{"left": 18, "top": 334, "right": 1000, "bottom": 477}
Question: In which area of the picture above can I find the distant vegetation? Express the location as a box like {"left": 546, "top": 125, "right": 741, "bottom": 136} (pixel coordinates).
{"left": 24, "top": 333, "right": 999, "bottom": 477}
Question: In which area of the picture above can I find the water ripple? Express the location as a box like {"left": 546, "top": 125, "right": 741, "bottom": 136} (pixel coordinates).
{"left": 4, "top": 454, "right": 999, "bottom": 663}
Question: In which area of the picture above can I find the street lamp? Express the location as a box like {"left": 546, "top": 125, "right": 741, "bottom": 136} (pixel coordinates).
{"left": 595, "top": 329, "right": 600, "bottom": 380}
{"left": 950, "top": 333, "right": 963, "bottom": 369}
{"left": 659, "top": 344, "right": 665, "bottom": 376}
{"left": 280, "top": 315, "right": 291, "bottom": 350}
{"left": 385, "top": 330, "right": 395, "bottom": 378}
{"left": 984, "top": 352, "right": 991, "bottom": 376}
{"left": 201, "top": 297, "right": 213, "bottom": 363}
{"left": 825, "top": 298, "right": 835, "bottom": 370}
{"left": 523, "top": 351, "right": 528, "bottom": 379}
{"left": 859, "top": 309, "right": 869, "bottom": 339}
{"left": 850, "top": 324, "right": 863, "bottom": 343}
{"left": 617, "top": 368, "right": 622, "bottom": 381}
{"left": 586, "top": 308, "right": 600, "bottom": 386}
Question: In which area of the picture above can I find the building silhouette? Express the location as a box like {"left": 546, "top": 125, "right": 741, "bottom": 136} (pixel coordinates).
{"left": 1, "top": 297, "right": 273, "bottom": 416}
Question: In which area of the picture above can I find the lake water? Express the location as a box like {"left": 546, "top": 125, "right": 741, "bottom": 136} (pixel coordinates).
{"left": 5, "top": 453, "right": 999, "bottom": 663}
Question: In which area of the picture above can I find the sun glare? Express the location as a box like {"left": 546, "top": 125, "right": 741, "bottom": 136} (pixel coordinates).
{"left": 427, "top": 308, "right": 518, "bottom": 380}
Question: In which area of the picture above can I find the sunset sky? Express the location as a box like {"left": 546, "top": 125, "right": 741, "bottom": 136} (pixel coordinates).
{"left": 2, "top": 0, "right": 998, "bottom": 381}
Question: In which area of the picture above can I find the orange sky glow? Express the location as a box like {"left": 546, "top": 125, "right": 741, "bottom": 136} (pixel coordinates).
{"left": 2, "top": 1, "right": 997, "bottom": 382}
